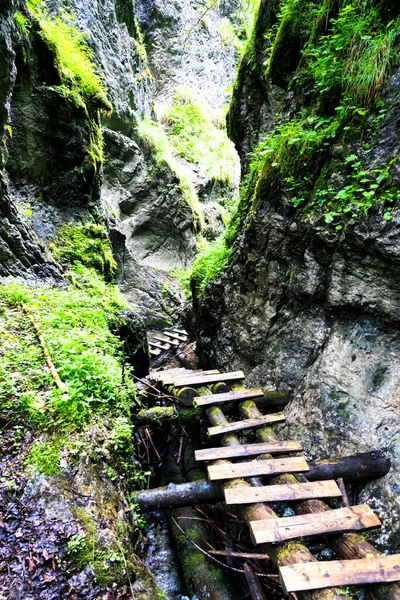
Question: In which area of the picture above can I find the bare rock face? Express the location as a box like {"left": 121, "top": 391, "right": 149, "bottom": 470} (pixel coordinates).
{"left": 194, "top": 0, "right": 400, "bottom": 552}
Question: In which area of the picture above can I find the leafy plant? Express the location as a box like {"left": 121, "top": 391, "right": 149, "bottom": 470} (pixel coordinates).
{"left": 50, "top": 223, "right": 117, "bottom": 281}
{"left": 14, "top": 10, "right": 30, "bottom": 35}
{"left": 163, "top": 87, "right": 237, "bottom": 185}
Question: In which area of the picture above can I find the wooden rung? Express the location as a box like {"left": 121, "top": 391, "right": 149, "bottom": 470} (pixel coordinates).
{"left": 149, "top": 348, "right": 161, "bottom": 356}
{"left": 153, "top": 335, "right": 180, "bottom": 346}
{"left": 207, "top": 413, "right": 285, "bottom": 436}
{"left": 207, "top": 456, "right": 309, "bottom": 481}
{"left": 194, "top": 388, "right": 264, "bottom": 407}
{"left": 250, "top": 505, "right": 381, "bottom": 545}
{"left": 195, "top": 441, "right": 302, "bottom": 462}
{"left": 280, "top": 555, "right": 400, "bottom": 593}
{"left": 170, "top": 371, "right": 245, "bottom": 388}
{"left": 149, "top": 368, "right": 187, "bottom": 381}
{"left": 162, "top": 369, "right": 221, "bottom": 385}
{"left": 162, "top": 331, "right": 188, "bottom": 342}
{"left": 149, "top": 341, "right": 171, "bottom": 351}
{"left": 171, "top": 328, "right": 188, "bottom": 338}
{"left": 225, "top": 480, "right": 342, "bottom": 505}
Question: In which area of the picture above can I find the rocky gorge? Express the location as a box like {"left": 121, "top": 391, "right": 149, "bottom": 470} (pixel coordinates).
{"left": 1, "top": 0, "right": 400, "bottom": 598}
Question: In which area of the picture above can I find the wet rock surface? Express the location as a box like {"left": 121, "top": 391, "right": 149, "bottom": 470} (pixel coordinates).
{"left": 194, "top": 3, "right": 400, "bottom": 553}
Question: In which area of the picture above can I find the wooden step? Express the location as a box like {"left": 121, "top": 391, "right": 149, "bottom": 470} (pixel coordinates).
{"left": 149, "top": 348, "right": 161, "bottom": 356}
{"left": 149, "top": 368, "right": 187, "bottom": 381}
{"left": 195, "top": 441, "right": 302, "bottom": 462}
{"left": 162, "top": 370, "right": 221, "bottom": 385}
{"left": 171, "top": 328, "right": 188, "bottom": 338}
{"left": 164, "top": 370, "right": 245, "bottom": 387}
{"left": 149, "top": 341, "right": 171, "bottom": 351}
{"left": 225, "top": 480, "right": 342, "bottom": 505}
{"left": 194, "top": 388, "right": 264, "bottom": 407}
{"left": 163, "top": 331, "right": 188, "bottom": 342}
{"left": 172, "top": 328, "right": 188, "bottom": 335}
{"left": 207, "top": 456, "right": 309, "bottom": 481}
{"left": 250, "top": 505, "right": 381, "bottom": 545}
{"left": 153, "top": 335, "right": 180, "bottom": 347}
{"left": 207, "top": 412, "right": 285, "bottom": 436}
{"left": 280, "top": 555, "right": 400, "bottom": 593}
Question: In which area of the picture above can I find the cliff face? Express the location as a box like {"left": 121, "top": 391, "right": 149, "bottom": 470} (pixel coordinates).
{"left": 194, "top": 0, "right": 400, "bottom": 551}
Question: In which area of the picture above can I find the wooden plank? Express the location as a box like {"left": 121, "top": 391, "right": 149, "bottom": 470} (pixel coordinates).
{"left": 225, "top": 480, "right": 342, "bottom": 505}
{"left": 250, "top": 505, "right": 381, "bottom": 545}
{"left": 168, "top": 370, "right": 245, "bottom": 388}
{"left": 149, "top": 368, "right": 187, "bottom": 381}
{"left": 194, "top": 388, "right": 264, "bottom": 407}
{"left": 149, "top": 348, "right": 161, "bottom": 356}
{"left": 195, "top": 441, "right": 303, "bottom": 462}
{"left": 162, "top": 331, "right": 188, "bottom": 342}
{"left": 207, "top": 412, "right": 285, "bottom": 436}
{"left": 162, "top": 369, "right": 221, "bottom": 385}
{"left": 280, "top": 555, "right": 400, "bottom": 593}
{"left": 207, "top": 456, "right": 309, "bottom": 481}
{"left": 149, "top": 341, "right": 171, "bottom": 351}
{"left": 153, "top": 335, "right": 179, "bottom": 346}
{"left": 172, "top": 328, "right": 187, "bottom": 335}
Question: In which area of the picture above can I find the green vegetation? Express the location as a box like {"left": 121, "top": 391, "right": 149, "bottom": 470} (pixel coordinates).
{"left": 27, "top": 2, "right": 111, "bottom": 113}
{"left": 137, "top": 117, "right": 204, "bottom": 230}
{"left": 188, "top": 235, "right": 232, "bottom": 298}
{"left": 0, "top": 224, "right": 134, "bottom": 433}
{"left": 27, "top": 438, "right": 63, "bottom": 475}
{"left": 163, "top": 87, "right": 237, "bottom": 185}
{"left": 191, "top": 0, "right": 400, "bottom": 296}
{"left": 50, "top": 223, "right": 117, "bottom": 281}
{"left": 14, "top": 10, "right": 30, "bottom": 35}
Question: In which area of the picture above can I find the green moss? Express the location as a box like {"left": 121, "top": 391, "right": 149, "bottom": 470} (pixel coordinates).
{"left": 163, "top": 87, "right": 237, "bottom": 185}
{"left": 27, "top": 437, "right": 63, "bottom": 475}
{"left": 14, "top": 10, "right": 30, "bottom": 35}
{"left": 50, "top": 223, "right": 117, "bottom": 280}
{"left": 28, "top": 3, "right": 111, "bottom": 113}
{"left": 0, "top": 268, "right": 134, "bottom": 432}
{"left": 189, "top": 234, "right": 233, "bottom": 298}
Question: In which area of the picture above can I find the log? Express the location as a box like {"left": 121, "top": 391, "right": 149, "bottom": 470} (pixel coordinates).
{"left": 243, "top": 563, "right": 267, "bottom": 600}
{"left": 134, "top": 406, "right": 178, "bottom": 425}
{"left": 205, "top": 405, "right": 345, "bottom": 600}
{"left": 165, "top": 384, "right": 198, "bottom": 406}
{"left": 131, "top": 453, "right": 390, "bottom": 510}
{"left": 238, "top": 397, "right": 400, "bottom": 600}
{"left": 306, "top": 453, "right": 391, "bottom": 483}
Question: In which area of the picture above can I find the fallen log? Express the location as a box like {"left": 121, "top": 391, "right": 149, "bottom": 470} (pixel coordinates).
{"left": 132, "top": 452, "right": 390, "bottom": 511}
{"left": 134, "top": 406, "right": 178, "bottom": 425}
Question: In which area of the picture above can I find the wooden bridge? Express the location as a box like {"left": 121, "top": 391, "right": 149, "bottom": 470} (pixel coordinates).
{"left": 147, "top": 361, "right": 400, "bottom": 598}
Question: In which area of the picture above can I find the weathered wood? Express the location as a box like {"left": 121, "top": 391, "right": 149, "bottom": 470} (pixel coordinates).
{"left": 165, "top": 384, "right": 198, "bottom": 406}
{"left": 208, "top": 412, "right": 285, "bottom": 436}
{"left": 194, "top": 388, "right": 264, "bottom": 407}
{"left": 162, "top": 330, "right": 188, "bottom": 342}
{"left": 149, "top": 348, "right": 161, "bottom": 356}
{"left": 251, "top": 505, "right": 381, "bottom": 545}
{"left": 149, "top": 340, "right": 171, "bottom": 351}
{"left": 167, "top": 371, "right": 245, "bottom": 387}
{"left": 153, "top": 335, "right": 180, "bottom": 346}
{"left": 225, "top": 480, "right": 342, "bottom": 505}
{"left": 132, "top": 454, "right": 390, "bottom": 510}
{"left": 150, "top": 367, "right": 187, "bottom": 381}
{"left": 239, "top": 396, "right": 400, "bottom": 600}
{"left": 171, "top": 328, "right": 187, "bottom": 335}
{"left": 195, "top": 440, "right": 302, "bottom": 461}
{"left": 161, "top": 370, "right": 221, "bottom": 385}
{"left": 134, "top": 406, "right": 177, "bottom": 425}
{"left": 280, "top": 555, "right": 400, "bottom": 593}
{"left": 205, "top": 404, "right": 345, "bottom": 600}
{"left": 307, "top": 453, "right": 391, "bottom": 483}
{"left": 244, "top": 563, "right": 267, "bottom": 600}
{"left": 207, "top": 456, "right": 309, "bottom": 481}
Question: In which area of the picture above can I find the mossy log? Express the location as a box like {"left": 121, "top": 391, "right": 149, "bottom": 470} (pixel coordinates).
{"left": 160, "top": 453, "right": 234, "bottom": 600}
{"left": 165, "top": 384, "right": 198, "bottom": 406}
{"left": 206, "top": 405, "right": 346, "bottom": 600}
{"left": 134, "top": 406, "right": 178, "bottom": 426}
{"left": 240, "top": 399, "right": 400, "bottom": 600}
